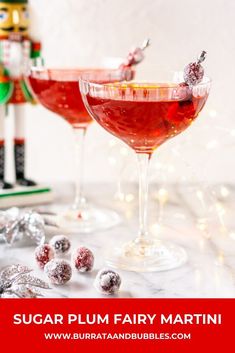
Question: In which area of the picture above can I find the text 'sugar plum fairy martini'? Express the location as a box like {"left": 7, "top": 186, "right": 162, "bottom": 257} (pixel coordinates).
{"left": 80, "top": 51, "right": 211, "bottom": 271}
{"left": 27, "top": 40, "right": 150, "bottom": 232}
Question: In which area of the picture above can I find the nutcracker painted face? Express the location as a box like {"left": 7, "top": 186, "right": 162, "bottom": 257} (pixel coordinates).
{"left": 0, "top": 0, "right": 29, "bottom": 37}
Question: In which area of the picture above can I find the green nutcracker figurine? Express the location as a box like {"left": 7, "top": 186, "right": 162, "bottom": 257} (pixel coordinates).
{"left": 0, "top": 0, "right": 41, "bottom": 189}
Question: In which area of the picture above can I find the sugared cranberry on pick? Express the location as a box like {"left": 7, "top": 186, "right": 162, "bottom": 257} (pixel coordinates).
{"left": 121, "top": 38, "right": 150, "bottom": 67}
{"left": 184, "top": 50, "right": 206, "bottom": 86}
{"left": 176, "top": 81, "right": 192, "bottom": 100}
{"left": 183, "top": 50, "right": 207, "bottom": 86}
{"left": 125, "top": 47, "right": 145, "bottom": 66}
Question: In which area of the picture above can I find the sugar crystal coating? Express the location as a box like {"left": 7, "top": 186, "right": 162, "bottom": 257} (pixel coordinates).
{"left": 49, "top": 235, "right": 71, "bottom": 255}
{"left": 72, "top": 247, "right": 94, "bottom": 272}
{"left": 94, "top": 269, "right": 121, "bottom": 295}
{"left": 35, "top": 244, "right": 55, "bottom": 269}
{"left": 44, "top": 259, "right": 72, "bottom": 285}
{"left": 175, "top": 82, "right": 192, "bottom": 100}
{"left": 183, "top": 62, "right": 204, "bottom": 86}
{"left": 126, "top": 47, "right": 145, "bottom": 66}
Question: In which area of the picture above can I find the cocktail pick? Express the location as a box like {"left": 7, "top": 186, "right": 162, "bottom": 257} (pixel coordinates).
{"left": 183, "top": 50, "right": 207, "bottom": 86}
{"left": 121, "top": 38, "right": 151, "bottom": 67}
{"left": 197, "top": 50, "right": 207, "bottom": 64}
{"left": 0, "top": 264, "right": 50, "bottom": 298}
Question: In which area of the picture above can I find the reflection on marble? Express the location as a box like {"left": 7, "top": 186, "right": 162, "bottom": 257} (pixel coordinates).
{"left": 0, "top": 183, "right": 234, "bottom": 298}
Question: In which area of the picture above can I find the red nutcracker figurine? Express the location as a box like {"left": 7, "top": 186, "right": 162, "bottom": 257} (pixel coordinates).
{"left": 0, "top": 0, "right": 41, "bottom": 189}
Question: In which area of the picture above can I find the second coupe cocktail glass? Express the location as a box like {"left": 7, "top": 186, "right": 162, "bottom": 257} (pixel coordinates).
{"left": 27, "top": 67, "right": 131, "bottom": 232}
{"left": 80, "top": 70, "right": 211, "bottom": 271}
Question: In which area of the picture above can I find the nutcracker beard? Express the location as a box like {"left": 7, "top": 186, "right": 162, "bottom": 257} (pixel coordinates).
{"left": 0, "top": 104, "right": 36, "bottom": 189}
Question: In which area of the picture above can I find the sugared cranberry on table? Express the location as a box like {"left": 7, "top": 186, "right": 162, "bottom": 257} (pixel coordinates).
{"left": 94, "top": 269, "right": 121, "bottom": 295}
{"left": 72, "top": 247, "right": 94, "bottom": 272}
{"left": 35, "top": 244, "right": 55, "bottom": 269}
{"left": 44, "top": 259, "right": 72, "bottom": 285}
{"left": 49, "top": 235, "right": 71, "bottom": 255}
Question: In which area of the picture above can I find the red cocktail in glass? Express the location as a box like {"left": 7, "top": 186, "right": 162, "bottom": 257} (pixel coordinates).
{"left": 27, "top": 67, "right": 131, "bottom": 232}
{"left": 80, "top": 70, "right": 211, "bottom": 270}
{"left": 85, "top": 82, "right": 208, "bottom": 154}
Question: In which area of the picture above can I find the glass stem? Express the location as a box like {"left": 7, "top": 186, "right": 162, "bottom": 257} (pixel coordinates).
{"left": 137, "top": 153, "right": 151, "bottom": 240}
{"left": 73, "top": 128, "right": 86, "bottom": 210}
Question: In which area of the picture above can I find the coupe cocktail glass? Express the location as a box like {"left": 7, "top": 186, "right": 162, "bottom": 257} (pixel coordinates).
{"left": 80, "top": 70, "right": 211, "bottom": 271}
{"left": 27, "top": 67, "right": 131, "bottom": 232}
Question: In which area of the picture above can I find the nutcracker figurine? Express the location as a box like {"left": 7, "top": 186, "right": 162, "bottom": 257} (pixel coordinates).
{"left": 0, "top": 0, "right": 41, "bottom": 189}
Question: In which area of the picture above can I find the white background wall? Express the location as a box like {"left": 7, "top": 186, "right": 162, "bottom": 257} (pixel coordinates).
{"left": 5, "top": 0, "right": 235, "bottom": 184}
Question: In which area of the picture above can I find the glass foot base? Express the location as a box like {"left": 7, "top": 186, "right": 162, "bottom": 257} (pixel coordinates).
{"left": 106, "top": 238, "right": 187, "bottom": 272}
{"left": 55, "top": 205, "right": 121, "bottom": 233}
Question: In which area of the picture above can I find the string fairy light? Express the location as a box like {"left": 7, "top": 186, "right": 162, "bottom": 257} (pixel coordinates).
{"left": 216, "top": 250, "right": 225, "bottom": 265}
{"left": 156, "top": 188, "right": 169, "bottom": 204}
{"left": 230, "top": 232, "right": 235, "bottom": 240}
{"left": 208, "top": 109, "right": 217, "bottom": 118}
{"left": 219, "top": 186, "right": 230, "bottom": 198}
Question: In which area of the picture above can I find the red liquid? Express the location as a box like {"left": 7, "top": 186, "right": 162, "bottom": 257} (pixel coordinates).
{"left": 86, "top": 84, "right": 208, "bottom": 154}
{"left": 28, "top": 76, "right": 92, "bottom": 128}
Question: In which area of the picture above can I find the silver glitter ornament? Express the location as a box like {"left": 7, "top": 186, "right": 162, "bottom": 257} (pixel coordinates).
{"left": 0, "top": 208, "right": 22, "bottom": 244}
{"left": 0, "top": 264, "right": 50, "bottom": 298}
{"left": 0, "top": 208, "right": 46, "bottom": 245}
{"left": 19, "top": 211, "right": 46, "bottom": 245}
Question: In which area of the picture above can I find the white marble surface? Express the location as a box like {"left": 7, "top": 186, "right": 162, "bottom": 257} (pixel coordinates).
{"left": 0, "top": 183, "right": 235, "bottom": 298}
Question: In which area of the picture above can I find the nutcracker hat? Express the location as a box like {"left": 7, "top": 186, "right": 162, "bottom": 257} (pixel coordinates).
{"left": 0, "top": 0, "right": 28, "bottom": 3}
